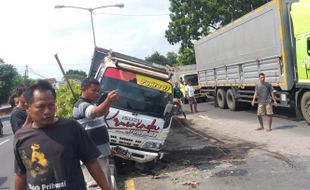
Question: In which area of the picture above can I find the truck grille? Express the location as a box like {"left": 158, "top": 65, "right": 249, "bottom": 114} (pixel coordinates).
{"left": 110, "top": 135, "right": 142, "bottom": 147}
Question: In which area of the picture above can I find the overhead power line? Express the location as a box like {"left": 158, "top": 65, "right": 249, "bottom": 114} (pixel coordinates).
{"left": 28, "top": 67, "right": 48, "bottom": 79}
{"left": 95, "top": 12, "right": 169, "bottom": 17}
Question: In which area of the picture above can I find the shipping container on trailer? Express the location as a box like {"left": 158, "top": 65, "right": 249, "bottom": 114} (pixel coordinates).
{"left": 194, "top": 0, "right": 310, "bottom": 123}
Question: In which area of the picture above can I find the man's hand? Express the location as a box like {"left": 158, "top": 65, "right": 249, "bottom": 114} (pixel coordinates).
{"left": 273, "top": 100, "right": 278, "bottom": 107}
{"left": 92, "top": 90, "right": 118, "bottom": 118}
{"left": 86, "top": 159, "right": 109, "bottom": 190}
{"left": 107, "top": 90, "right": 118, "bottom": 103}
{"left": 110, "top": 148, "right": 117, "bottom": 157}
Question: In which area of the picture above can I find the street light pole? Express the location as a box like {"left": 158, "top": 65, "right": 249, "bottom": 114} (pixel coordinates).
{"left": 89, "top": 10, "right": 96, "bottom": 47}
{"left": 54, "top": 4, "right": 124, "bottom": 47}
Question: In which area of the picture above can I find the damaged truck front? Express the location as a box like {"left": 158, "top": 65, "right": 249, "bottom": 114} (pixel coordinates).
{"left": 88, "top": 47, "right": 174, "bottom": 165}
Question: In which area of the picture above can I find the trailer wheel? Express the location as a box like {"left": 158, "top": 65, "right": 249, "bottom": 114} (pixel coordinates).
{"left": 226, "top": 89, "right": 237, "bottom": 111}
{"left": 216, "top": 89, "right": 227, "bottom": 109}
{"left": 301, "top": 92, "right": 310, "bottom": 124}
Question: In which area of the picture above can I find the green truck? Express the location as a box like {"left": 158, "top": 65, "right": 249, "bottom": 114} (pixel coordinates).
{"left": 195, "top": 0, "right": 310, "bottom": 123}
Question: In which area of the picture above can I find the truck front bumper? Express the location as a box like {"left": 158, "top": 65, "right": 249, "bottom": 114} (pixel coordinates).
{"left": 111, "top": 145, "right": 163, "bottom": 163}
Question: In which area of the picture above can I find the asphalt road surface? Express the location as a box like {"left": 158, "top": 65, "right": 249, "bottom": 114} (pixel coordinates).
{"left": 0, "top": 120, "right": 15, "bottom": 190}
{"left": 1, "top": 101, "right": 310, "bottom": 190}
{"left": 118, "top": 101, "right": 310, "bottom": 190}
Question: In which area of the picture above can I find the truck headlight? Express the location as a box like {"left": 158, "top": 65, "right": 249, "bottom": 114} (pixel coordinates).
{"left": 142, "top": 141, "right": 161, "bottom": 151}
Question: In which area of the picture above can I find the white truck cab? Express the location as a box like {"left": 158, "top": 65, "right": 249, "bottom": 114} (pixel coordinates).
{"left": 93, "top": 50, "right": 174, "bottom": 164}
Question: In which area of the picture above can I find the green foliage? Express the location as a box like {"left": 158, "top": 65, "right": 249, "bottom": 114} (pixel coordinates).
{"left": 56, "top": 80, "right": 80, "bottom": 119}
{"left": 0, "top": 60, "right": 21, "bottom": 104}
{"left": 145, "top": 51, "right": 168, "bottom": 65}
{"left": 181, "top": 159, "right": 191, "bottom": 166}
{"left": 145, "top": 51, "right": 180, "bottom": 67}
{"left": 166, "top": 52, "right": 178, "bottom": 66}
{"left": 178, "top": 48, "right": 196, "bottom": 65}
{"left": 65, "top": 69, "right": 87, "bottom": 82}
{"left": 165, "top": 0, "right": 270, "bottom": 50}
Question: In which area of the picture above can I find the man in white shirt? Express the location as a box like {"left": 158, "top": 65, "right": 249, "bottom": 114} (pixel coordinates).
{"left": 185, "top": 81, "right": 198, "bottom": 113}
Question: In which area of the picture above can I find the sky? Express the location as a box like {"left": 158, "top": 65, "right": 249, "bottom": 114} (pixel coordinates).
{"left": 0, "top": 0, "right": 179, "bottom": 81}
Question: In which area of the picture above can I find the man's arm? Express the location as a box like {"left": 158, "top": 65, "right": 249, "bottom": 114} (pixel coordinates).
{"left": 251, "top": 89, "right": 257, "bottom": 107}
{"left": 271, "top": 90, "right": 277, "bottom": 106}
{"left": 90, "top": 90, "right": 118, "bottom": 118}
{"left": 184, "top": 86, "right": 189, "bottom": 98}
{"left": 85, "top": 159, "right": 109, "bottom": 190}
{"left": 14, "top": 174, "right": 26, "bottom": 190}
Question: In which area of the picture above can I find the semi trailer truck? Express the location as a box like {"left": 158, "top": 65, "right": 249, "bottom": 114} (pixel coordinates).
{"left": 194, "top": 0, "right": 310, "bottom": 123}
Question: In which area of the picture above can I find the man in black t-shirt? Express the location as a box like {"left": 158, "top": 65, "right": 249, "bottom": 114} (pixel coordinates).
{"left": 14, "top": 80, "right": 109, "bottom": 190}
{"left": 10, "top": 85, "right": 28, "bottom": 134}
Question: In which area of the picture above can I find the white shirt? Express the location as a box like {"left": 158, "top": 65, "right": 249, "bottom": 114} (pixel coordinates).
{"left": 185, "top": 85, "right": 195, "bottom": 97}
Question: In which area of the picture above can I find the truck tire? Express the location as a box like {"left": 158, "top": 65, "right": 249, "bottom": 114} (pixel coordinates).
{"left": 226, "top": 89, "right": 237, "bottom": 111}
{"left": 301, "top": 92, "right": 310, "bottom": 124}
{"left": 216, "top": 89, "right": 227, "bottom": 109}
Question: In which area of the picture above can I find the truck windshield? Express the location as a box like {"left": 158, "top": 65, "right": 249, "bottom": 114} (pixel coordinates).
{"left": 184, "top": 74, "right": 198, "bottom": 85}
{"left": 100, "top": 67, "right": 172, "bottom": 118}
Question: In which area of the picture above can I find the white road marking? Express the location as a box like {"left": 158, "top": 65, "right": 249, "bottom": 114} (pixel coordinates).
{"left": 0, "top": 139, "right": 10, "bottom": 146}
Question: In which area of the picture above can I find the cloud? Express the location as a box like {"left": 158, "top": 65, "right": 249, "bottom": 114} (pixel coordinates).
{"left": 0, "top": 0, "right": 179, "bottom": 80}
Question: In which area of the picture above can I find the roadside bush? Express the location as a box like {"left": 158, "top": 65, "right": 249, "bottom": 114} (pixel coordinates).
{"left": 56, "top": 80, "right": 80, "bottom": 119}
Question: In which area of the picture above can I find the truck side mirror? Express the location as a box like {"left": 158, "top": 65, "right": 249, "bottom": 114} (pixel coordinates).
{"left": 163, "top": 103, "right": 174, "bottom": 116}
{"left": 163, "top": 103, "right": 174, "bottom": 128}
{"left": 307, "top": 37, "right": 310, "bottom": 56}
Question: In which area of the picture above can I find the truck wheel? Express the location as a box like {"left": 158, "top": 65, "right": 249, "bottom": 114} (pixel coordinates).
{"left": 301, "top": 92, "right": 310, "bottom": 124}
{"left": 216, "top": 89, "right": 227, "bottom": 109}
{"left": 226, "top": 89, "right": 237, "bottom": 111}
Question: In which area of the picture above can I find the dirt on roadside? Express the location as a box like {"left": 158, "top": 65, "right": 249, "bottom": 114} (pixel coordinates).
{"left": 159, "top": 118, "right": 259, "bottom": 172}
{"left": 117, "top": 117, "right": 259, "bottom": 176}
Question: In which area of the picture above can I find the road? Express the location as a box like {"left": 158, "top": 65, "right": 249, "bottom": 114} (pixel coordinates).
{"left": 0, "top": 120, "right": 15, "bottom": 190}
{"left": 1, "top": 101, "right": 310, "bottom": 190}
{"left": 118, "top": 101, "right": 310, "bottom": 190}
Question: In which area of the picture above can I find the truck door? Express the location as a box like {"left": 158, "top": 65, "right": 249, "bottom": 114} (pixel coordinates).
{"left": 296, "top": 35, "right": 310, "bottom": 82}
{"left": 290, "top": 0, "right": 310, "bottom": 83}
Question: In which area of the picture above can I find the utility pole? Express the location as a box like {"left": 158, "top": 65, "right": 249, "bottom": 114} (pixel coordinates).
{"left": 24, "top": 64, "right": 28, "bottom": 82}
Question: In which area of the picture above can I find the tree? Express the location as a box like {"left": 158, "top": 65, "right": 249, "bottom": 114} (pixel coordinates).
{"left": 56, "top": 80, "right": 80, "bottom": 119}
{"left": 166, "top": 52, "right": 178, "bottom": 66}
{"left": 65, "top": 69, "right": 87, "bottom": 82}
{"left": 0, "top": 60, "right": 21, "bottom": 104}
{"left": 178, "top": 48, "right": 196, "bottom": 66}
{"left": 165, "top": 0, "right": 270, "bottom": 64}
{"left": 145, "top": 51, "right": 168, "bottom": 65}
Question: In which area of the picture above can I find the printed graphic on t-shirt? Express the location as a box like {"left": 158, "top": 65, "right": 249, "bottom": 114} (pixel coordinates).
{"left": 21, "top": 144, "right": 49, "bottom": 178}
